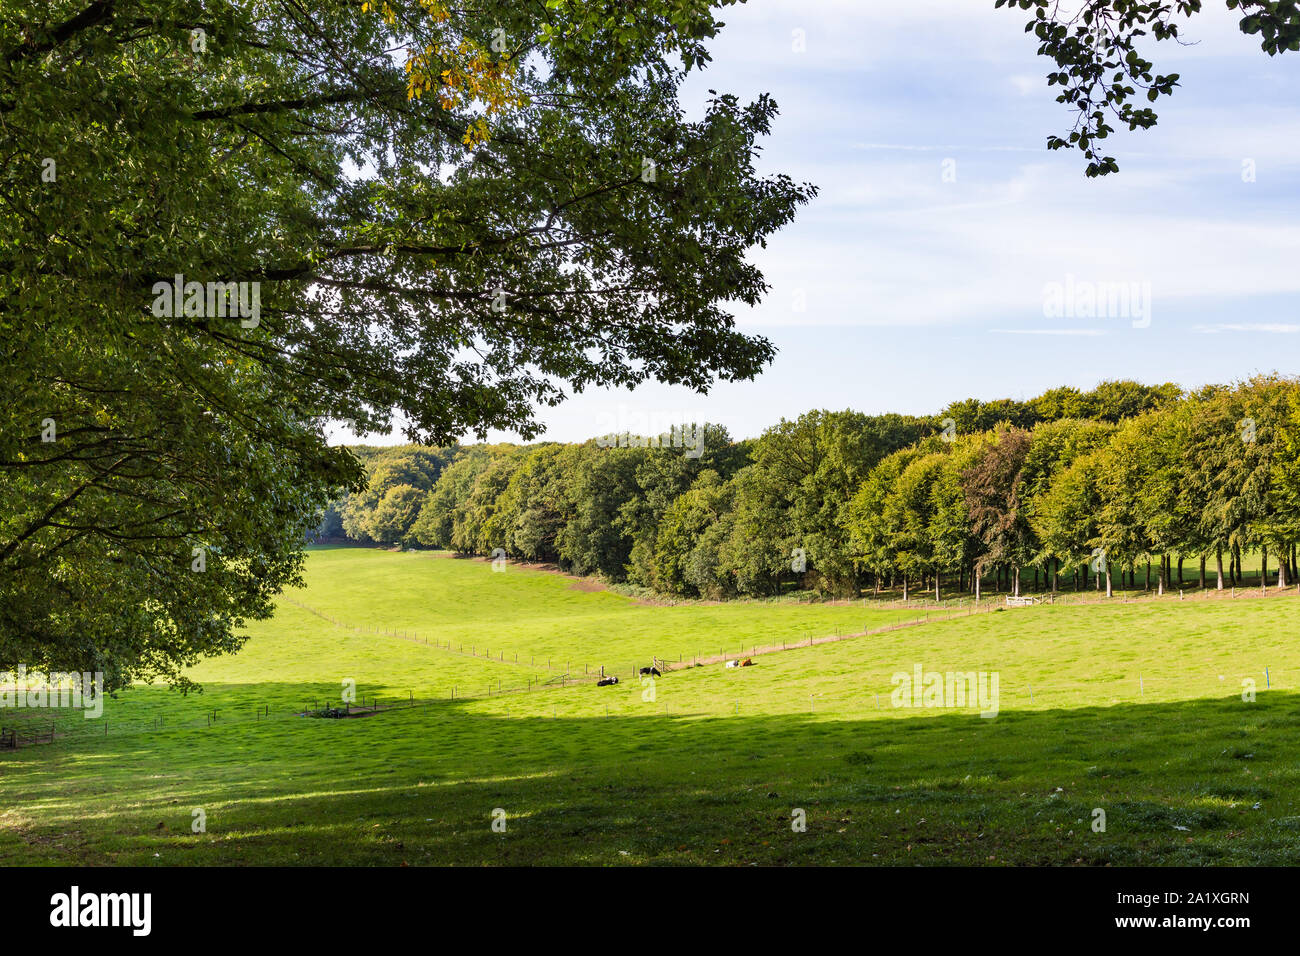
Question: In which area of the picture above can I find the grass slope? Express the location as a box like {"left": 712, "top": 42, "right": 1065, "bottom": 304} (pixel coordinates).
{"left": 290, "top": 547, "right": 952, "bottom": 671}
{"left": 1, "top": 547, "right": 1297, "bottom": 865}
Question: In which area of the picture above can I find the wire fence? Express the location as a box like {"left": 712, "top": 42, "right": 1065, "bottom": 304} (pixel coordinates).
{"left": 4, "top": 588, "right": 1295, "bottom": 750}
{"left": 0, "top": 678, "right": 586, "bottom": 749}
{"left": 281, "top": 594, "right": 982, "bottom": 678}
{"left": 0, "top": 610, "right": 957, "bottom": 749}
{"left": 1009, "top": 581, "right": 1300, "bottom": 608}
{"left": 286, "top": 582, "right": 1299, "bottom": 680}
{"left": 1, "top": 658, "right": 1289, "bottom": 750}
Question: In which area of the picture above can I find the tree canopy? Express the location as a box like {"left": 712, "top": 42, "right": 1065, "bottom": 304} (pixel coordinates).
{"left": 1, "top": 0, "right": 812, "bottom": 689}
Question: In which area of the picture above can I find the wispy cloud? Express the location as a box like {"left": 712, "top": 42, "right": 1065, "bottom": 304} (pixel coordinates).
{"left": 347, "top": 1, "right": 1300, "bottom": 447}
{"left": 989, "top": 329, "right": 1109, "bottom": 336}
{"left": 1194, "top": 323, "right": 1300, "bottom": 334}
{"left": 851, "top": 143, "right": 1049, "bottom": 154}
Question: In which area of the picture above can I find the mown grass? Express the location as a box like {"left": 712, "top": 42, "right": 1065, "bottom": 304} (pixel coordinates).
{"left": 289, "top": 547, "right": 955, "bottom": 670}
{"left": 0, "top": 547, "right": 1296, "bottom": 866}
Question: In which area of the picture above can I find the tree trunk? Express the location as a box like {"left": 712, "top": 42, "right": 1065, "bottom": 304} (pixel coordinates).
{"left": 1105, "top": 565, "right": 1113, "bottom": 598}
{"left": 1052, "top": 558, "right": 1059, "bottom": 593}
{"left": 974, "top": 569, "right": 981, "bottom": 603}
{"left": 902, "top": 575, "right": 908, "bottom": 603}
{"left": 1216, "top": 549, "right": 1224, "bottom": 590}
{"left": 935, "top": 569, "right": 940, "bottom": 603}
{"left": 1199, "top": 555, "right": 1206, "bottom": 589}
{"left": 1262, "top": 545, "right": 1268, "bottom": 590}
{"left": 1145, "top": 560, "right": 1150, "bottom": 591}
{"left": 1013, "top": 565, "right": 1021, "bottom": 597}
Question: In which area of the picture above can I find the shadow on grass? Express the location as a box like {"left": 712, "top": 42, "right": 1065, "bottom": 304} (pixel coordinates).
{"left": 2, "top": 686, "right": 1299, "bottom": 866}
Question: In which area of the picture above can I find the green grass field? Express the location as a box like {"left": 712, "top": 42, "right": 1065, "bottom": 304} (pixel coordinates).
{"left": 2, "top": 547, "right": 1298, "bottom": 865}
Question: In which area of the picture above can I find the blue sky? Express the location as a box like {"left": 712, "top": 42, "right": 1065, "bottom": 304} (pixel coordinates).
{"left": 342, "top": 0, "right": 1300, "bottom": 446}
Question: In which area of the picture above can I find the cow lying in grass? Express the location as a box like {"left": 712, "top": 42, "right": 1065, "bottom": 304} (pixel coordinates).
{"left": 596, "top": 675, "right": 619, "bottom": 686}
{"left": 639, "top": 666, "right": 661, "bottom": 676}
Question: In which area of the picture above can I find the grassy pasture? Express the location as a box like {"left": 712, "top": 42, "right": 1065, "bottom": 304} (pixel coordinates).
{"left": 289, "top": 547, "right": 950, "bottom": 670}
{"left": 1, "top": 547, "right": 1297, "bottom": 866}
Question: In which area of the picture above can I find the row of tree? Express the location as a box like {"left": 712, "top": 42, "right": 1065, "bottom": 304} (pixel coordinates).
{"left": 320, "top": 378, "right": 1300, "bottom": 600}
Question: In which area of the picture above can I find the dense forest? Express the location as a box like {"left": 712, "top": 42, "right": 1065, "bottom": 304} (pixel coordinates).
{"left": 319, "top": 377, "right": 1300, "bottom": 600}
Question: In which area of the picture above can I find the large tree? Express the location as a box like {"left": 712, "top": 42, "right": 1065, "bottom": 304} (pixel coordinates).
{"left": 1032, "top": 450, "right": 1105, "bottom": 591}
{"left": 1020, "top": 417, "right": 1117, "bottom": 589}
{"left": 1, "top": 0, "right": 812, "bottom": 687}
{"left": 745, "top": 410, "right": 930, "bottom": 596}
{"left": 961, "top": 425, "right": 1036, "bottom": 597}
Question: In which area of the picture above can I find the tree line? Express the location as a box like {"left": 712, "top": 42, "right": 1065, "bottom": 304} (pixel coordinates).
{"left": 320, "top": 376, "right": 1300, "bottom": 600}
